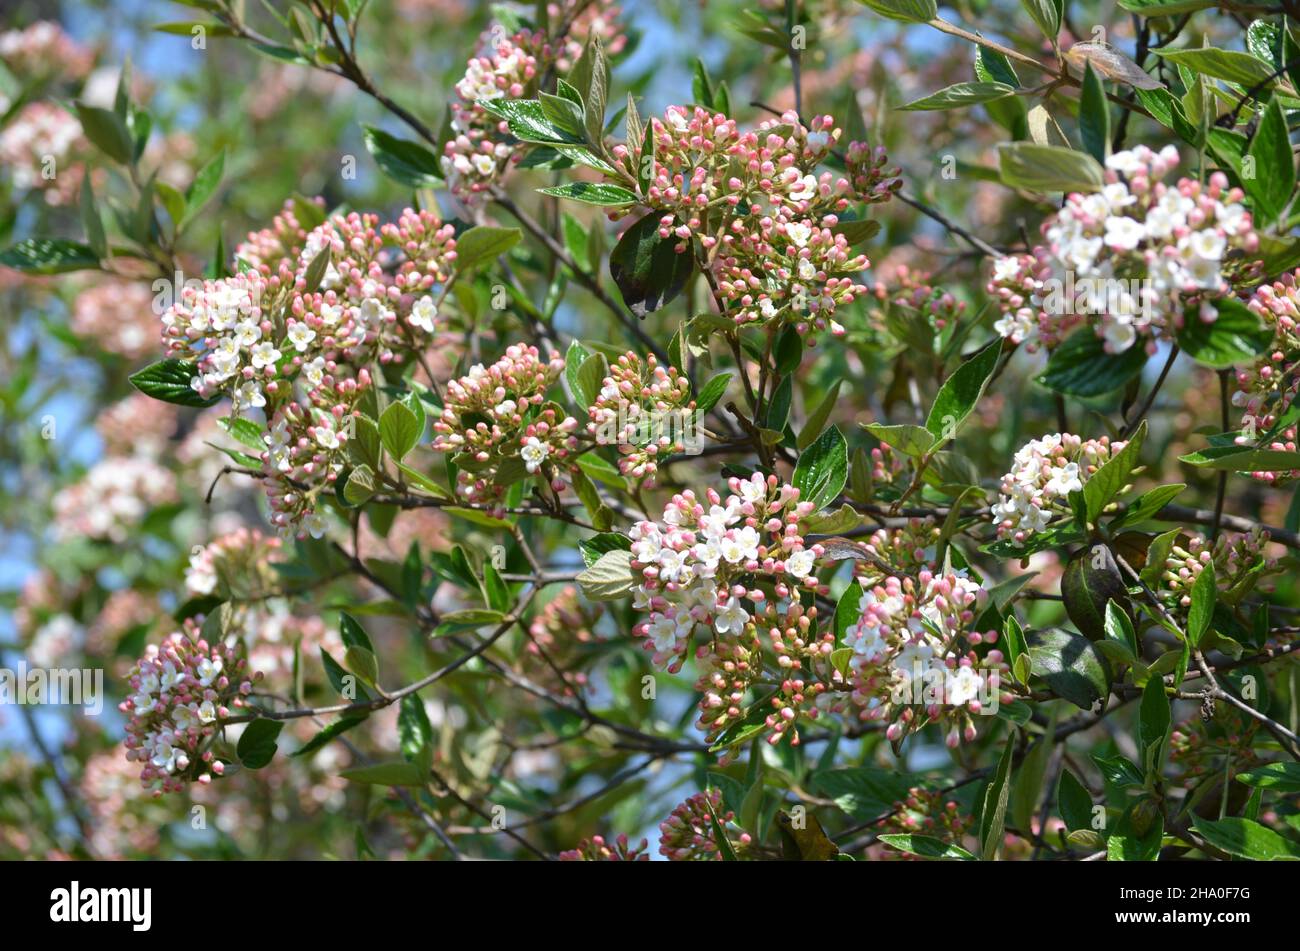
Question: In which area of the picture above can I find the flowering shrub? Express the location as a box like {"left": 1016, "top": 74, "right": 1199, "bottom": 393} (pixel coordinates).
{"left": 5, "top": 0, "right": 1300, "bottom": 870}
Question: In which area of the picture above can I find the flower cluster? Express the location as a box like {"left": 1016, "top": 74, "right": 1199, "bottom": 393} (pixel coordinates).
{"left": 991, "top": 433, "right": 1125, "bottom": 544}
{"left": 842, "top": 569, "right": 1003, "bottom": 748}
{"left": 0, "top": 102, "right": 87, "bottom": 205}
{"left": 1170, "top": 708, "right": 1262, "bottom": 781}
{"left": 524, "top": 586, "right": 601, "bottom": 697}
{"left": 184, "top": 528, "right": 285, "bottom": 600}
{"left": 52, "top": 457, "right": 177, "bottom": 543}
{"left": 1154, "top": 529, "right": 1275, "bottom": 615}
{"left": 431, "top": 343, "right": 579, "bottom": 506}
{"left": 442, "top": 3, "right": 626, "bottom": 203}
{"left": 0, "top": 21, "right": 94, "bottom": 79}
{"left": 608, "top": 106, "right": 896, "bottom": 337}
{"left": 658, "top": 790, "right": 748, "bottom": 860}
{"left": 122, "top": 628, "right": 257, "bottom": 794}
{"left": 558, "top": 833, "right": 649, "bottom": 861}
{"left": 95, "top": 393, "right": 177, "bottom": 458}
{"left": 587, "top": 351, "right": 696, "bottom": 483}
{"left": 871, "top": 265, "right": 967, "bottom": 334}
{"left": 876, "top": 786, "right": 971, "bottom": 859}
{"left": 1235, "top": 271, "right": 1300, "bottom": 483}
{"left": 71, "top": 279, "right": 161, "bottom": 359}
{"left": 989, "top": 145, "right": 1258, "bottom": 354}
{"left": 629, "top": 474, "right": 830, "bottom": 744}
{"left": 852, "top": 518, "right": 942, "bottom": 586}
{"left": 159, "top": 200, "right": 457, "bottom": 536}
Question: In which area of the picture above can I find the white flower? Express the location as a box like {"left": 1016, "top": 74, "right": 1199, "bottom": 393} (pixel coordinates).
{"left": 196, "top": 655, "right": 223, "bottom": 687}
{"left": 1104, "top": 215, "right": 1145, "bottom": 251}
{"left": 786, "top": 548, "right": 816, "bottom": 579}
{"left": 197, "top": 699, "right": 217, "bottom": 724}
{"left": 472, "top": 153, "right": 497, "bottom": 177}
{"left": 947, "top": 666, "right": 983, "bottom": 705}
{"left": 315, "top": 424, "right": 340, "bottom": 450}
{"left": 714, "top": 599, "right": 750, "bottom": 635}
{"left": 1186, "top": 229, "right": 1226, "bottom": 261}
{"left": 521, "top": 436, "right": 549, "bottom": 473}
{"left": 788, "top": 173, "right": 818, "bottom": 202}
{"left": 251, "top": 341, "right": 281, "bottom": 369}
{"left": 410, "top": 295, "right": 438, "bottom": 332}
{"left": 648, "top": 614, "right": 680, "bottom": 652}
{"left": 992, "top": 256, "right": 1022, "bottom": 282}
{"left": 785, "top": 221, "right": 813, "bottom": 247}
{"left": 287, "top": 322, "right": 316, "bottom": 352}
{"left": 1044, "top": 461, "right": 1083, "bottom": 496}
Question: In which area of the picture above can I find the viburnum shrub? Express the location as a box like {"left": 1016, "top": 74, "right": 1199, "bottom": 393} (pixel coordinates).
{"left": 5, "top": 0, "right": 1300, "bottom": 865}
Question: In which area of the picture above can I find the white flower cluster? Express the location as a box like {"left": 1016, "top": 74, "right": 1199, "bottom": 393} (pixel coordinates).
{"left": 52, "top": 457, "right": 177, "bottom": 543}
{"left": 989, "top": 146, "right": 1258, "bottom": 354}
{"left": 844, "top": 570, "right": 1000, "bottom": 748}
{"left": 991, "top": 433, "right": 1122, "bottom": 544}
{"left": 630, "top": 474, "right": 819, "bottom": 668}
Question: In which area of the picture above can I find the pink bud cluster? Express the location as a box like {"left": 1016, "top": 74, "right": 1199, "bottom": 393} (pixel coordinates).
{"left": 431, "top": 344, "right": 579, "bottom": 506}
{"left": 525, "top": 585, "right": 601, "bottom": 697}
{"left": 184, "top": 528, "right": 285, "bottom": 599}
{"left": 558, "top": 833, "right": 649, "bottom": 861}
{"left": 852, "top": 518, "right": 942, "bottom": 586}
{"left": 989, "top": 145, "right": 1259, "bottom": 355}
{"left": 122, "top": 627, "right": 258, "bottom": 794}
{"left": 658, "top": 790, "right": 749, "bottom": 860}
{"left": 991, "top": 433, "right": 1124, "bottom": 544}
{"left": 607, "top": 106, "right": 896, "bottom": 338}
{"left": 1157, "top": 529, "right": 1274, "bottom": 613}
{"left": 841, "top": 569, "right": 1004, "bottom": 749}
{"left": 587, "top": 351, "right": 696, "bottom": 483}
{"left": 0, "top": 21, "right": 94, "bottom": 79}
{"left": 872, "top": 265, "right": 967, "bottom": 333}
{"left": 876, "top": 786, "right": 971, "bottom": 859}
{"left": 0, "top": 102, "right": 87, "bottom": 205}
{"left": 1234, "top": 271, "right": 1300, "bottom": 483}
{"left": 72, "top": 279, "right": 160, "bottom": 359}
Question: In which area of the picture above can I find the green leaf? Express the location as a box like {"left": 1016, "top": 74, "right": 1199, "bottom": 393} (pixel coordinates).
{"left": 129, "top": 359, "right": 222, "bottom": 408}
{"left": 1027, "top": 628, "right": 1112, "bottom": 710}
{"left": 579, "top": 531, "right": 631, "bottom": 567}
{"left": 339, "top": 612, "right": 375, "bottom": 653}
{"left": 1178, "top": 446, "right": 1300, "bottom": 472}
{"left": 1154, "top": 47, "right": 1292, "bottom": 92}
{"left": 1061, "top": 545, "right": 1129, "bottom": 641}
{"left": 361, "top": 125, "right": 442, "bottom": 187}
{"left": 339, "top": 760, "right": 429, "bottom": 787}
{"left": 812, "top": 766, "right": 921, "bottom": 820}
{"left": 1176, "top": 298, "right": 1273, "bottom": 369}
{"left": 292, "top": 715, "right": 367, "bottom": 758}
{"left": 344, "top": 645, "right": 379, "bottom": 686}
{"left": 398, "top": 693, "right": 433, "bottom": 760}
{"left": 1190, "top": 816, "right": 1300, "bottom": 860}
{"left": 1235, "top": 762, "right": 1300, "bottom": 792}
{"left": 1138, "top": 674, "right": 1171, "bottom": 776}
{"left": 695, "top": 372, "right": 731, "bottom": 415}
{"left": 979, "top": 732, "right": 1016, "bottom": 860}
{"left": 180, "top": 148, "right": 225, "bottom": 230}
{"left": 1079, "top": 62, "right": 1110, "bottom": 164}
{"left": 454, "top": 225, "right": 521, "bottom": 272}
{"left": 793, "top": 425, "right": 848, "bottom": 512}
{"left": 1108, "top": 483, "right": 1185, "bottom": 530}
{"left": 537, "top": 181, "right": 637, "bottom": 206}
{"left": 898, "top": 82, "right": 1016, "bottom": 111}
{"left": 479, "top": 98, "right": 583, "bottom": 145}
{"left": 575, "top": 548, "right": 636, "bottom": 601}
{"left": 878, "top": 834, "right": 975, "bottom": 859}
{"left": 854, "top": 0, "right": 938, "bottom": 22}
{"left": 80, "top": 177, "right": 107, "bottom": 258}
{"left": 1092, "top": 752, "right": 1145, "bottom": 788}
{"left": 998, "top": 143, "right": 1104, "bottom": 193}
{"left": 925, "top": 338, "right": 1002, "bottom": 443}
{"left": 75, "top": 101, "right": 134, "bottom": 163}
{"left": 1245, "top": 94, "right": 1295, "bottom": 225}
{"left": 608, "top": 214, "right": 694, "bottom": 317}
{"left": 1186, "top": 559, "right": 1216, "bottom": 647}
{"left": 343, "top": 464, "right": 377, "bottom": 505}
{"left": 573, "top": 352, "right": 608, "bottom": 410}
{"left": 236, "top": 718, "right": 284, "bottom": 770}
{"left": 1083, "top": 420, "right": 1144, "bottom": 522}
{"left": 1037, "top": 330, "right": 1147, "bottom": 397}
{"left": 702, "top": 794, "right": 738, "bottom": 861}
{"left": 379, "top": 400, "right": 422, "bottom": 461}
{"left": 1019, "top": 0, "right": 1062, "bottom": 41}
{"left": 0, "top": 238, "right": 101, "bottom": 274}
{"left": 1104, "top": 599, "right": 1139, "bottom": 659}
{"left": 798, "top": 380, "right": 842, "bottom": 450}
{"left": 217, "top": 416, "right": 265, "bottom": 450}
{"left": 862, "top": 422, "right": 935, "bottom": 457}
{"left": 1057, "top": 768, "right": 1094, "bottom": 832}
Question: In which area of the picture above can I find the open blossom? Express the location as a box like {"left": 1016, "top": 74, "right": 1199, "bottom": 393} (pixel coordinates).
{"left": 658, "top": 790, "right": 749, "bottom": 860}
{"left": 122, "top": 626, "right": 258, "bottom": 794}
{"left": 842, "top": 568, "right": 1003, "bottom": 749}
{"left": 1234, "top": 271, "right": 1300, "bottom": 483}
{"left": 991, "top": 433, "right": 1125, "bottom": 544}
{"left": 558, "top": 833, "right": 649, "bottom": 861}
{"left": 587, "top": 351, "right": 697, "bottom": 483}
{"left": 52, "top": 457, "right": 177, "bottom": 543}
{"left": 610, "top": 107, "right": 894, "bottom": 339}
{"left": 630, "top": 473, "right": 830, "bottom": 745}
{"left": 431, "top": 343, "right": 579, "bottom": 506}
{"left": 988, "top": 145, "right": 1259, "bottom": 354}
